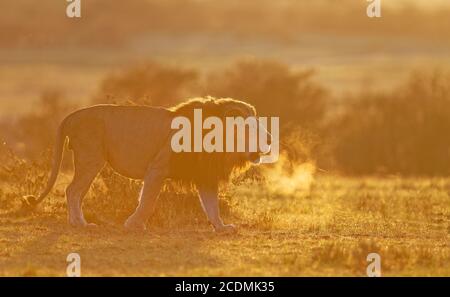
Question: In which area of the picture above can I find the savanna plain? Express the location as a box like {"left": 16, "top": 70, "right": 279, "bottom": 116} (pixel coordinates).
{"left": 1, "top": 0, "right": 450, "bottom": 277}
{"left": 0, "top": 163, "right": 448, "bottom": 276}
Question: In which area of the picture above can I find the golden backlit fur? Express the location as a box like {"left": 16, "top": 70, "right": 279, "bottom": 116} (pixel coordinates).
{"left": 169, "top": 97, "right": 257, "bottom": 187}
{"left": 24, "top": 97, "right": 258, "bottom": 229}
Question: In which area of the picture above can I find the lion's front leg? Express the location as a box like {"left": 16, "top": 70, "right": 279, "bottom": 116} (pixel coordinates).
{"left": 124, "top": 169, "right": 165, "bottom": 231}
{"left": 198, "top": 184, "right": 236, "bottom": 233}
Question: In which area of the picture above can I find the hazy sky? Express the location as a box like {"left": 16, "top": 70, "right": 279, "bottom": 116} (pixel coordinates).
{"left": 387, "top": 0, "right": 450, "bottom": 9}
{"left": 1, "top": 0, "right": 450, "bottom": 115}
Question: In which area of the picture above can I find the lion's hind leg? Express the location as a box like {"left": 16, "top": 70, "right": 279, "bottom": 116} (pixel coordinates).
{"left": 66, "top": 149, "right": 105, "bottom": 227}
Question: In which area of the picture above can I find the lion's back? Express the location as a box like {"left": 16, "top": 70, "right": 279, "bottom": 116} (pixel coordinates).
{"left": 65, "top": 104, "right": 174, "bottom": 179}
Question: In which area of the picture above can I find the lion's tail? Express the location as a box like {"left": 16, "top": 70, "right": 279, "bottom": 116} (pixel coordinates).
{"left": 22, "top": 118, "right": 68, "bottom": 211}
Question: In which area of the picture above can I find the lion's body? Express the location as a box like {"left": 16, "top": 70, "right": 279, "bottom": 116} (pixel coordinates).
{"left": 65, "top": 105, "right": 173, "bottom": 179}
{"left": 25, "top": 97, "right": 259, "bottom": 231}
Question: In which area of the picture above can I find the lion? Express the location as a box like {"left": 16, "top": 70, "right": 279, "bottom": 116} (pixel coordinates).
{"left": 24, "top": 97, "right": 271, "bottom": 232}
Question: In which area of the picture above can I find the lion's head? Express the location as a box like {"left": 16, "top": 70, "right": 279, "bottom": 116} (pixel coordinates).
{"left": 169, "top": 97, "right": 271, "bottom": 187}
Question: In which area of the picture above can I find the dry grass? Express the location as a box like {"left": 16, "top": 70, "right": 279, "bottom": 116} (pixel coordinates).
{"left": 0, "top": 157, "right": 448, "bottom": 276}
{"left": 1, "top": 0, "right": 449, "bottom": 278}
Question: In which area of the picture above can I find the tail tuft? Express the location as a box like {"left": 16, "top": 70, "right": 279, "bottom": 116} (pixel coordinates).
{"left": 21, "top": 195, "right": 39, "bottom": 212}
{"left": 21, "top": 118, "right": 68, "bottom": 211}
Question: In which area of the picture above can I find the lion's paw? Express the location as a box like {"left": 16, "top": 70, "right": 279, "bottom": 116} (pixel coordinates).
{"left": 215, "top": 224, "right": 237, "bottom": 234}
{"left": 69, "top": 220, "right": 97, "bottom": 228}
{"left": 124, "top": 217, "right": 147, "bottom": 232}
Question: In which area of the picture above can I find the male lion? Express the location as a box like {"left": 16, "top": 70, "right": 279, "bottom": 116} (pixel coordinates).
{"left": 24, "top": 97, "right": 271, "bottom": 232}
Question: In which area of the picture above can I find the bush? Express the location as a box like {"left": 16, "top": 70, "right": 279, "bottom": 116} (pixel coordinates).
{"left": 206, "top": 59, "right": 328, "bottom": 130}
{"left": 92, "top": 62, "right": 199, "bottom": 107}
{"left": 0, "top": 144, "right": 51, "bottom": 210}
{"left": 331, "top": 70, "right": 450, "bottom": 175}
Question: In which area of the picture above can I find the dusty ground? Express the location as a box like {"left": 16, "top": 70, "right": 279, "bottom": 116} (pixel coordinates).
{"left": 0, "top": 176, "right": 448, "bottom": 276}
